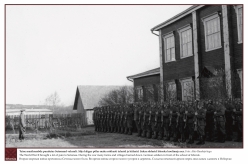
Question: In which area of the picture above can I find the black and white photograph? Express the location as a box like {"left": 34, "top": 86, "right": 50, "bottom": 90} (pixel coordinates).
{"left": 5, "top": 4, "right": 243, "bottom": 151}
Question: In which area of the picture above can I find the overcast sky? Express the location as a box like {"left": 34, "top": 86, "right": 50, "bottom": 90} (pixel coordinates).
{"left": 6, "top": 5, "right": 191, "bottom": 106}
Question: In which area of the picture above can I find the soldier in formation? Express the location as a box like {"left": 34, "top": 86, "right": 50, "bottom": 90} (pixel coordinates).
{"left": 93, "top": 98, "right": 243, "bottom": 145}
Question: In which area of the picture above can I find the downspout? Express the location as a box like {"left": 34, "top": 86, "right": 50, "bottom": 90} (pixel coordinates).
{"left": 151, "top": 30, "right": 159, "bottom": 36}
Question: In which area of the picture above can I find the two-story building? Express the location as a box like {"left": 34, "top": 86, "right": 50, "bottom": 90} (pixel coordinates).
{"left": 127, "top": 5, "right": 243, "bottom": 102}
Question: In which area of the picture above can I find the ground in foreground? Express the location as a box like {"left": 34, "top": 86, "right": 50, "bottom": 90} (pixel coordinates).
{"left": 6, "top": 127, "right": 242, "bottom": 148}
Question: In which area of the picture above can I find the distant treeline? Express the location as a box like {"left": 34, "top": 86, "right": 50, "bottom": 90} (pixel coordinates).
{"left": 6, "top": 104, "right": 74, "bottom": 114}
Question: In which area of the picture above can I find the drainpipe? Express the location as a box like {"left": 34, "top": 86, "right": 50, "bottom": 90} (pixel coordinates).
{"left": 151, "top": 30, "right": 159, "bottom": 36}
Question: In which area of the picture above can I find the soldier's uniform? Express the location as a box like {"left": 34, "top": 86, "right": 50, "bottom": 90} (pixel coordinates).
{"left": 120, "top": 108, "right": 125, "bottom": 134}
{"left": 123, "top": 107, "right": 128, "bottom": 134}
{"left": 157, "top": 104, "right": 164, "bottom": 140}
{"left": 19, "top": 109, "right": 26, "bottom": 141}
{"left": 151, "top": 104, "right": 158, "bottom": 139}
{"left": 138, "top": 105, "right": 144, "bottom": 137}
{"left": 107, "top": 108, "right": 111, "bottom": 132}
{"left": 113, "top": 109, "right": 118, "bottom": 133}
{"left": 141, "top": 105, "right": 148, "bottom": 138}
{"left": 146, "top": 105, "right": 153, "bottom": 139}
{"left": 195, "top": 102, "right": 206, "bottom": 145}
{"left": 171, "top": 103, "right": 179, "bottom": 142}
{"left": 178, "top": 104, "right": 186, "bottom": 142}
{"left": 126, "top": 105, "right": 134, "bottom": 135}
{"left": 234, "top": 101, "right": 243, "bottom": 142}
{"left": 224, "top": 100, "right": 234, "bottom": 141}
{"left": 134, "top": 104, "right": 141, "bottom": 136}
{"left": 155, "top": 104, "right": 163, "bottom": 140}
{"left": 214, "top": 101, "right": 226, "bottom": 143}
{"left": 163, "top": 104, "right": 171, "bottom": 141}
{"left": 109, "top": 108, "right": 115, "bottom": 133}
{"left": 186, "top": 103, "right": 195, "bottom": 144}
{"left": 205, "top": 100, "right": 215, "bottom": 141}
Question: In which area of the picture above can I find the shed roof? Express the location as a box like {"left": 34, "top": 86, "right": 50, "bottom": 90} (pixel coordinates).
{"left": 127, "top": 67, "right": 160, "bottom": 80}
{"left": 73, "top": 85, "right": 123, "bottom": 110}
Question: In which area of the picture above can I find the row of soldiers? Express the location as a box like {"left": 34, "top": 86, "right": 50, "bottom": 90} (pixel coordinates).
{"left": 93, "top": 99, "right": 243, "bottom": 145}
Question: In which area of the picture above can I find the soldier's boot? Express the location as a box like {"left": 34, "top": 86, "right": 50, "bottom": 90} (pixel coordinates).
{"left": 234, "top": 132, "right": 242, "bottom": 142}
{"left": 147, "top": 131, "right": 152, "bottom": 139}
{"left": 187, "top": 135, "right": 194, "bottom": 144}
{"left": 226, "top": 135, "right": 232, "bottom": 141}
{"left": 128, "top": 128, "right": 132, "bottom": 135}
{"left": 158, "top": 131, "right": 163, "bottom": 140}
{"left": 219, "top": 134, "right": 226, "bottom": 143}
{"left": 180, "top": 134, "right": 186, "bottom": 143}
{"left": 196, "top": 136, "right": 203, "bottom": 145}
{"left": 124, "top": 128, "right": 128, "bottom": 134}
{"left": 141, "top": 130, "right": 146, "bottom": 138}
{"left": 165, "top": 132, "right": 171, "bottom": 141}
{"left": 137, "top": 129, "right": 141, "bottom": 137}
{"left": 123, "top": 128, "right": 126, "bottom": 134}
{"left": 152, "top": 131, "right": 158, "bottom": 139}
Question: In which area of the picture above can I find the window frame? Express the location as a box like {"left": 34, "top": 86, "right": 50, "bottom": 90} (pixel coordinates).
{"left": 163, "top": 32, "right": 176, "bottom": 63}
{"left": 234, "top": 5, "right": 243, "bottom": 44}
{"left": 179, "top": 78, "right": 194, "bottom": 101}
{"left": 177, "top": 24, "right": 193, "bottom": 58}
{"left": 202, "top": 12, "right": 222, "bottom": 52}
{"left": 145, "top": 85, "right": 154, "bottom": 102}
{"left": 165, "top": 81, "right": 177, "bottom": 101}
{"left": 136, "top": 86, "right": 143, "bottom": 101}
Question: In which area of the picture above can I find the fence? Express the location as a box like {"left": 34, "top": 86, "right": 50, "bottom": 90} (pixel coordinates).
{"left": 5, "top": 113, "right": 86, "bottom": 133}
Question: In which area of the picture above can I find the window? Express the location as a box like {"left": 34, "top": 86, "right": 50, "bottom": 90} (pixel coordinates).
{"left": 145, "top": 86, "right": 154, "bottom": 102}
{"left": 235, "top": 5, "right": 243, "bottom": 43}
{"left": 202, "top": 13, "right": 221, "bottom": 51}
{"left": 178, "top": 25, "right": 193, "bottom": 58}
{"left": 180, "top": 78, "right": 194, "bottom": 101}
{"left": 163, "top": 32, "right": 175, "bottom": 62}
{"left": 136, "top": 87, "right": 143, "bottom": 101}
{"left": 166, "top": 81, "right": 177, "bottom": 100}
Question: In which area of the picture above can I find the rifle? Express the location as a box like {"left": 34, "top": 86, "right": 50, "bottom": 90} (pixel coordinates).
{"left": 169, "top": 111, "right": 172, "bottom": 127}
{"left": 138, "top": 111, "right": 141, "bottom": 125}
{"left": 183, "top": 111, "right": 187, "bottom": 129}
{"left": 148, "top": 111, "right": 151, "bottom": 125}
{"left": 232, "top": 108, "right": 236, "bottom": 125}
{"left": 161, "top": 110, "right": 164, "bottom": 127}
{"left": 193, "top": 101, "right": 198, "bottom": 131}
{"left": 143, "top": 111, "right": 146, "bottom": 126}
{"left": 176, "top": 112, "right": 179, "bottom": 128}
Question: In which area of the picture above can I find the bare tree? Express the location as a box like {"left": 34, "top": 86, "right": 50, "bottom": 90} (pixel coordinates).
{"left": 45, "top": 91, "right": 61, "bottom": 112}
{"left": 98, "top": 86, "right": 134, "bottom": 106}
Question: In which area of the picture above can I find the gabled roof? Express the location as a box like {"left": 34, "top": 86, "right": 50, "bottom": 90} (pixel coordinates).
{"left": 73, "top": 85, "right": 123, "bottom": 110}
{"left": 127, "top": 67, "right": 160, "bottom": 80}
{"left": 151, "top": 5, "right": 204, "bottom": 31}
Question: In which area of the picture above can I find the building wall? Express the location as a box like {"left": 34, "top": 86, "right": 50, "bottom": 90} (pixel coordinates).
{"left": 198, "top": 5, "right": 225, "bottom": 70}
{"left": 160, "top": 5, "right": 242, "bottom": 100}
{"left": 229, "top": 6, "right": 243, "bottom": 70}
{"left": 76, "top": 95, "right": 87, "bottom": 125}
{"left": 133, "top": 74, "right": 160, "bottom": 102}
{"left": 131, "top": 5, "right": 242, "bottom": 102}
{"left": 161, "top": 14, "right": 195, "bottom": 81}
{"left": 134, "top": 74, "right": 160, "bottom": 87}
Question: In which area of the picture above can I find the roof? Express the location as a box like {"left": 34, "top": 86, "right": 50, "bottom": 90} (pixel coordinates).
{"left": 127, "top": 67, "right": 160, "bottom": 80}
{"left": 151, "top": 5, "right": 204, "bottom": 31}
{"left": 73, "top": 85, "right": 123, "bottom": 110}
